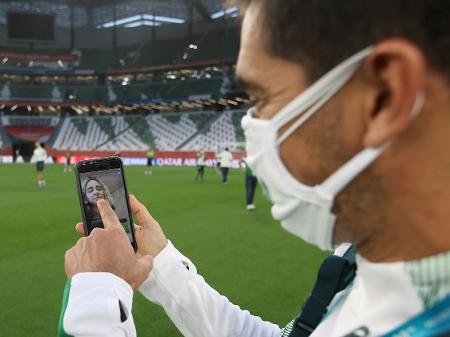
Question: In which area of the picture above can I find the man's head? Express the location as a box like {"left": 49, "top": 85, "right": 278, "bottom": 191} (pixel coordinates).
{"left": 235, "top": 0, "right": 449, "bottom": 83}
{"left": 236, "top": 0, "right": 450, "bottom": 261}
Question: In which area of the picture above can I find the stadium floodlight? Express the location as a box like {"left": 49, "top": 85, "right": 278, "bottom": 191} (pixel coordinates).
{"left": 71, "top": 106, "right": 80, "bottom": 114}
{"left": 100, "top": 13, "right": 184, "bottom": 28}
{"left": 210, "top": 6, "right": 238, "bottom": 19}
{"left": 100, "top": 14, "right": 142, "bottom": 28}
{"left": 142, "top": 14, "right": 185, "bottom": 24}
{"left": 124, "top": 21, "right": 161, "bottom": 28}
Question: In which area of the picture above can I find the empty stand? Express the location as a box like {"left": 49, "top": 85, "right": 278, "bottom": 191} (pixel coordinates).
{"left": 146, "top": 113, "right": 205, "bottom": 150}
{"left": 52, "top": 116, "right": 149, "bottom": 151}
{"left": 180, "top": 110, "right": 245, "bottom": 151}
{"left": 49, "top": 110, "right": 246, "bottom": 152}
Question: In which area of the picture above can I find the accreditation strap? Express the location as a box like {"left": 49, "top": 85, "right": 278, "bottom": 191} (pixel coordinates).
{"left": 379, "top": 295, "right": 450, "bottom": 337}
{"left": 288, "top": 246, "right": 357, "bottom": 337}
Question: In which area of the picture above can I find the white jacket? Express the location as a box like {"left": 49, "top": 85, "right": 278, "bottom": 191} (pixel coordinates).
{"left": 58, "top": 241, "right": 450, "bottom": 337}
{"left": 31, "top": 147, "right": 47, "bottom": 163}
{"left": 217, "top": 151, "right": 233, "bottom": 168}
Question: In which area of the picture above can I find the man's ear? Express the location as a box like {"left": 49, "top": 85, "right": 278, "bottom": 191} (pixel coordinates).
{"left": 363, "top": 39, "right": 426, "bottom": 147}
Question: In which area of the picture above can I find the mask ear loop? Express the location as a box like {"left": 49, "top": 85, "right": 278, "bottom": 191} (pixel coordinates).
{"left": 276, "top": 83, "right": 343, "bottom": 146}
{"left": 319, "top": 92, "right": 426, "bottom": 197}
{"left": 276, "top": 54, "right": 373, "bottom": 146}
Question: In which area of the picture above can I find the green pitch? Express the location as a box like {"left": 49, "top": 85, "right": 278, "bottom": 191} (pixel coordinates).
{"left": 0, "top": 164, "right": 327, "bottom": 337}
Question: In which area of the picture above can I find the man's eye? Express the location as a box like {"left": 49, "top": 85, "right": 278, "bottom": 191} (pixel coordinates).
{"left": 87, "top": 187, "right": 93, "bottom": 193}
{"left": 96, "top": 186, "right": 102, "bottom": 191}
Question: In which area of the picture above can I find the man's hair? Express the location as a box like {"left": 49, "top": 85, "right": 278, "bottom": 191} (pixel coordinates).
{"left": 235, "top": 0, "right": 450, "bottom": 82}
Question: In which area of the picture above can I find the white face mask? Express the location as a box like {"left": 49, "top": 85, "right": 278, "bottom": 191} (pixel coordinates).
{"left": 241, "top": 47, "right": 425, "bottom": 251}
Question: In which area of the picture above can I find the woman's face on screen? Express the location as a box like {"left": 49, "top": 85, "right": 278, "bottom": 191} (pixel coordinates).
{"left": 85, "top": 180, "right": 105, "bottom": 206}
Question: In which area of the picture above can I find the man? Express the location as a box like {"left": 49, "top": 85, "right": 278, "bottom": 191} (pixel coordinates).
{"left": 31, "top": 142, "right": 47, "bottom": 187}
{"left": 217, "top": 147, "right": 233, "bottom": 184}
{"left": 145, "top": 147, "right": 154, "bottom": 175}
{"left": 195, "top": 150, "right": 206, "bottom": 182}
{"left": 64, "top": 151, "right": 72, "bottom": 173}
{"left": 60, "top": 1, "right": 450, "bottom": 337}
{"left": 241, "top": 157, "right": 258, "bottom": 210}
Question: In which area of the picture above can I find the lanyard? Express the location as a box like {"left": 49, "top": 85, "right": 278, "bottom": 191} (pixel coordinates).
{"left": 380, "top": 295, "right": 450, "bottom": 337}
{"left": 289, "top": 246, "right": 357, "bottom": 337}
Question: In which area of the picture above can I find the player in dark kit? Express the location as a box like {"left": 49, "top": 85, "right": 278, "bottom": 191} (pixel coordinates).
{"left": 64, "top": 152, "right": 72, "bottom": 173}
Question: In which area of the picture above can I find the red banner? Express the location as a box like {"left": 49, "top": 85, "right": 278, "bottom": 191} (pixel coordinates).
{"left": 50, "top": 150, "right": 246, "bottom": 168}
{"left": 0, "top": 146, "right": 12, "bottom": 155}
{"left": 5, "top": 126, "right": 54, "bottom": 142}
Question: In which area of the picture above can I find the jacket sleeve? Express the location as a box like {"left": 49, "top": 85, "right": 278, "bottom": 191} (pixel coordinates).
{"left": 139, "top": 241, "right": 281, "bottom": 337}
{"left": 58, "top": 272, "right": 136, "bottom": 337}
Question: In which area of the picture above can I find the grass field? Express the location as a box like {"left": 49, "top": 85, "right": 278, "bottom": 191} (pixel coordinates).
{"left": 0, "top": 163, "right": 327, "bottom": 337}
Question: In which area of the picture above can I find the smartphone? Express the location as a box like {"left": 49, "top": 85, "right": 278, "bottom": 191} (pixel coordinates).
{"left": 75, "top": 156, "right": 137, "bottom": 251}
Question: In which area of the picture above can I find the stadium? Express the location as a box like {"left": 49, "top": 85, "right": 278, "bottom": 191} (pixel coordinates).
{"left": 3, "top": 1, "right": 447, "bottom": 336}
{"left": 0, "top": 0, "right": 249, "bottom": 163}
{"left": 0, "top": 1, "right": 326, "bottom": 336}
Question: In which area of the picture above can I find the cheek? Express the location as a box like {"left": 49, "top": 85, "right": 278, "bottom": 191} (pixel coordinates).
{"left": 279, "top": 133, "right": 320, "bottom": 185}
{"left": 278, "top": 101, "right": 350, "bottom": 186}
{"left": 338, "top": 99, "right": 367, "bottom": 154}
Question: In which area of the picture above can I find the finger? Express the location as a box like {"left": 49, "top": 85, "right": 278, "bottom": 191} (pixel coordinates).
{"left": 129, "top": 195, "right": 155, "bottom": 228}
{"left": 97, "top": 199, "right": 122, "bottom": 230}
{"left": 64, "top": 248, "right": 74, "bottom": 278}
{"left": 75, "top": 223, "right": 85, "bottom": 235}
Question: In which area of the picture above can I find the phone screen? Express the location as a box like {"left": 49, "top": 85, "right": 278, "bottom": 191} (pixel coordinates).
{"left": 76, "top": 157, "right": 136, "bottom": 249}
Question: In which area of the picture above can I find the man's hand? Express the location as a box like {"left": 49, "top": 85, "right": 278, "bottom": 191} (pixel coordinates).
{"left": 65, "top": 199, "right": 154, "bottom": 290}
{"left": 129, "top": 195, "right": 168, "bottom": 258}
{"left": 75, "top": 195, "right": 168, "bottom": 259}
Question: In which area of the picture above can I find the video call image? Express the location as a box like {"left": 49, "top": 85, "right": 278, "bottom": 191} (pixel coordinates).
{"left": 80, "top": 169, "right": 133, "bottom": 243}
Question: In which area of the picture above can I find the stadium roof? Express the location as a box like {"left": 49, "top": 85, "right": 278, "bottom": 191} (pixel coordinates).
{"left": 0, "top": 0, "right": 237, "bottom": 28}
